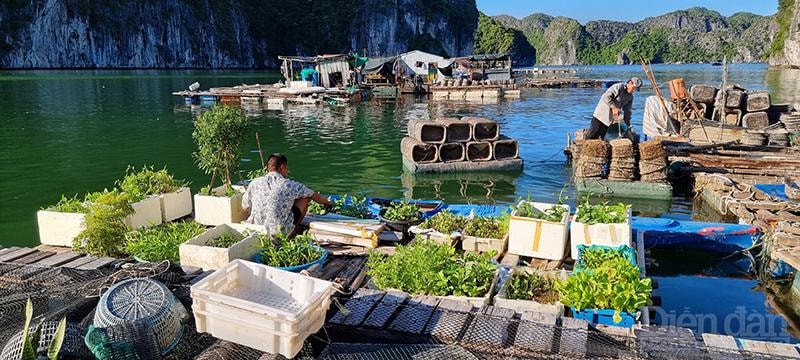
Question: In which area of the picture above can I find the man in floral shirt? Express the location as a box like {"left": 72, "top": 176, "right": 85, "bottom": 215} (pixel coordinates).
{"left": 242, "top": 153, "right": 331, "bottom": 236}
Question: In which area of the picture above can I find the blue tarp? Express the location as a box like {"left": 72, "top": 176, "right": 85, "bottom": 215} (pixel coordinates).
{"left": 754, "top": 184, "right": 795, "bottom": 202}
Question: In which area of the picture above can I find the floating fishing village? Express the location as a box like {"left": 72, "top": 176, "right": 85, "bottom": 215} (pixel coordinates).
{"left": 3, "top": 1, "right": 800, "bottom": 360}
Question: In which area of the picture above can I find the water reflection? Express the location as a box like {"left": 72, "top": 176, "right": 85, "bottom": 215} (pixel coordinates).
{"left": 765, "top": 67, "right": 800, "bottom": 110}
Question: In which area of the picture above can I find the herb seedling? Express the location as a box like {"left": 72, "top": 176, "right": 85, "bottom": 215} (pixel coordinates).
{"left": 206, "top": 233, "right": 243, "bottom": 248}
{"left": 258, "top": 231, "right": 325, "bottom": 267}
{"left": 576, "top": 197, "right": 629, "bottom": 225}
{"left": 419, "top": 210, "right": 466, "bottom": 234}
{"left": 46, "top": 194, "right": 87, "bottom": 213}
{"left": 124, "top": 222, "right": 206, "bottom": 262}
{"left": 462, "top": 214, "right": 509, "bottom": 239}
{"left": 382, "top": 201, "right": 421, "bottom": 222}
{"left": 505, "top": 271, "right": 560, "bottom": 304}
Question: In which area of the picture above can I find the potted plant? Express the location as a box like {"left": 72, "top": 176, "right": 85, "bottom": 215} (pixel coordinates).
{"left": 495, "top": 267, "right": 566, "bottom": 316}
{"left": 508, "top": 198, "right": 570, "bottom": 260}
{"left": 569, "top": 199, "right": 632, "bottom": 259}
{"left": 367, "top": 239, "right": 499, "bottom": 307}
{"left": 192, "top": 105, "right": 249, "bottom": 226}
{"left": 461, "top": 213, "right": 510, "bottom": 253}
{"left": 255, "top": 231, "right": 328, "bottom": 272}
{"left": 179, "top": 223, "right": 260, "bottom": 270}
{"left": 378, "top": 200, "right": 423, "bottom": 234}
{"left": 574, "top": 244, "right": 637, "bottom": 271}
{"left": 119, "top": 165, "right": 192, "bottom": 223}
{"left": 558, "top": 256, "right": 652, "bottom": 327}
{"left": 37, "top": 195, "right": 88, "bottom": 247}
{"left": 73, "top": 190, "right": 134, "bottom": 257}
{"left": 411, "top": 209, "right": 467, "bottom": 245}
{"left": 124, "top": 221, "right": 206, "bottom": 263}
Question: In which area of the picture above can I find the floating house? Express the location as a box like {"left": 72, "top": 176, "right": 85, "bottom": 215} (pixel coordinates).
{"left": 439, "top": 53, "right": 513, "bottom": 82}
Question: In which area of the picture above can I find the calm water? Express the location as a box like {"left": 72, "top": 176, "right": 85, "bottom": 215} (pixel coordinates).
{"left": 2, "top": 63, "right": 800, "bottom": 341}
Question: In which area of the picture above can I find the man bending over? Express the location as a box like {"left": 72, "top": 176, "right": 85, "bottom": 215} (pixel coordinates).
{"left": 242, "top": 153, "right": 331, "bottom": 236}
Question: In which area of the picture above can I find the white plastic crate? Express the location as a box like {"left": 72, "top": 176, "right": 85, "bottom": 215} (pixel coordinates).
{"left": 125, "top": 196, "right": 163, "bottom": 229}
{"left": 179, "top": 224, "right": 261, "bottom": 270}
{"left": 569, "top": 207, "right": 632, "bottom": 259}
{"left": 36, "top": 210, "right": 86, "bottom": 247}
{"left": 508, "top": 202, "right": 570, "bottom": 260}
{"left": 193, "top": 185, "right": 245, "bottom": 226}
{"left": 191, "top": 260, "right": 335, "bottom": 358}
{"left": 160, "top": 187, "right": 193, "bottom": 222}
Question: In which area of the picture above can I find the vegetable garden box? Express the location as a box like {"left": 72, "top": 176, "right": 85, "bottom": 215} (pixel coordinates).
{"left": 575, "top": 244, "right": 637, "bottom": 270}
{"left": 508, "top": 202, "right": 570, "bottom": 260}
{"left": 191, "top": 259, "right": 336, "bottom": 358}
{"left": 179, "top": 224, "right": 260, "bottom": 270}
{"left": 408, "top": 226, "right": 458, "bottom": 246}
{"left": 306, "top": 217, "right": 385, "bottom": 248}
{"left": 125, "top": 196, "right": 163, "bottom": 229}
{"left": 462, "top": 234, "right": 508, "bottom": 254}
{"left": 569, "top": 208, "right": 632, "bottom": 260}
{"left": 36, "top": 210, "right": 85, "bottom": 247}
{"left": 160, "top": 186, "right": 193, "bottom": 222}
{"left": 193, "top": 185, "right": 245, "bottom": 226}
{"left": 436, "top": 268, "right": 500, "bottom": 308}
{"left": 494, "top": 268, "right": 567, "bottom": 316}
{"left": 571, "top": 308, "right": 639, "bottom": 328}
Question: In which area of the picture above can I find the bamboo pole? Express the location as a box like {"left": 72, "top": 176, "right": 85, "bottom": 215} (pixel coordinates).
{"left": 255, "top": 132, "right": 266, "bottom": 168}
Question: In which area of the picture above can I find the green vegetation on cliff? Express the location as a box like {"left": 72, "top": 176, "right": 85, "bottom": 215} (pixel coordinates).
{"left": 770, "top": 0, "right": 796, "bottom": 57}
{"left": 474, "top": 13, "right": 536, "bottom": 64}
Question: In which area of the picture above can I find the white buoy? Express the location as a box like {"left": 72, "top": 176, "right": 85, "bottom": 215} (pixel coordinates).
{"left": 189, "top": 82, "right": 200, "bottom": 91}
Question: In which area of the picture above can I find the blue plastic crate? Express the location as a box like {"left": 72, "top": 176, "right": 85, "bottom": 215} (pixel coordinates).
{"left": 571, "top": 308, "right": 638, "bottom": 327}
{"left": 574, "top": 244, "right": 637, "bottom": 272}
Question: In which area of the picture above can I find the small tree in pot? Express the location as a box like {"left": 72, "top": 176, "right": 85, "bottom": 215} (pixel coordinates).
{"left": 192, "top": 106, "right": 249, "bottom": 226}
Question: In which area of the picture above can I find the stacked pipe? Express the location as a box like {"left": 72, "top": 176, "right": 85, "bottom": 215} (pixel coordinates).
{"left": 574, "top": 140, "right": 607, "bottom": 179}
{"left": 638, "top": 140, "right": 668, "bottom": 183}
{"left": 608, "top": 139, "right": 636, "bottom": 181}
{"left": 401, "top": 117, "right": 520, "bottom": 166}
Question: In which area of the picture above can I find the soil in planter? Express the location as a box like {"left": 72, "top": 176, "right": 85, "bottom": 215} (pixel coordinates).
{"left": 439, "top": 143, "right": 465, "bottom": 162}
{"left": 467, "top": 142, "right": 492, "bottom": 162}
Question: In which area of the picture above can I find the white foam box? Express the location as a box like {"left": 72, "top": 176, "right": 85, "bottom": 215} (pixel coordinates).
{"left": 494, "top": 267, "right": 567, "bottom": 316}
{"left": 179, "top": 224, "right": 261, "bottom": 270}
{"left": 193, "top": 185, "right": 245, "bottom": 226}
{"left": 36, "top": 210, "right": 86, "bottom": 247}
{"left": 569, "top": 207, "right": 632, "bottom": 259}
{"left": 191, "top": 259, "right": 335, "bottom": 358}
{"left": 125, "top": 196, "right": 163, "bottom": 229}
{"left": 508, "top": 202, "right": 570, "bottom": 260}
{"left": 160, "top": 187, "right": 193, "bottom": 222}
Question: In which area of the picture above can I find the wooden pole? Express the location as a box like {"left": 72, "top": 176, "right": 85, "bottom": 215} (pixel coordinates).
{"left": 255, "top": 132, "right": 266, "bottom": 169}
{"left": 640, "top": 56, "right": 677, "bottom": 134}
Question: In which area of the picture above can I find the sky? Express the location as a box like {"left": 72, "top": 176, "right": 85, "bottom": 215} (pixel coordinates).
{"left": 476, "top": 0, "right": 779, "bottom": 23}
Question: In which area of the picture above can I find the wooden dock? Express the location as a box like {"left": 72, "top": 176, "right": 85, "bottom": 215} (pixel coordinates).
{"left": 0, "top": 245, "right": 119, "bottom": 270}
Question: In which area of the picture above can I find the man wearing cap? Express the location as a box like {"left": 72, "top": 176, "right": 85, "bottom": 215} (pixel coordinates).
{"left": 588, "top": 77, "right": 642, "bottom": 139}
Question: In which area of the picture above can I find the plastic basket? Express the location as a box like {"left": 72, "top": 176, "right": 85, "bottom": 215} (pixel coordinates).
{"left": 574, "top": 244, "right": 637, "bottom": 272}
{"left": 93, "top": 278, "right": 185, "bottom": 355}
{"left": 254, "top": 244, "right": 328, "bottom": 272}
{"left": 571, "top": 308, "right": 638, "bottom": 327}
{"left": 191, "top": 259, "right": 336, "bottom": 358}
{"left": 0, "top": 321, "right": 91, "bottom": 360}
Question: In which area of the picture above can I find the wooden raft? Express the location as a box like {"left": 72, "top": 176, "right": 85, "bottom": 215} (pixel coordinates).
{"left": 0, "top": 246, "right": 118, "bottom": 270}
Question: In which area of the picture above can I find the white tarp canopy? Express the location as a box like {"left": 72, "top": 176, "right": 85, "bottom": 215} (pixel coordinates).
{"left": 398, "top": 50, "right": 445, "bottom": 79}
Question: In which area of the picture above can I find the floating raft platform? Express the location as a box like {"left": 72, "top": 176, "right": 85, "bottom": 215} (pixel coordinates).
{"left": 402, "top": 156, "right": 524, "bottom": 174}
{"left": 575, "top": 179, "right": 673, "bottom": 201}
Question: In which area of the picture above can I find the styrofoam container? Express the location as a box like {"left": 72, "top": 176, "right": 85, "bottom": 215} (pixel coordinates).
{"left": 125, "top": 196, "right": 163, "bottom": 229}
{"left": 508, "top": 202, "right": 570, "bottom": 260}
{"left": 226, "top": 222, "right": 269, "bottom": 235}
{"left": 160, "top": 187, "right": 193, "bottom": 222}
{"left": 191, "top": 259, "right": 335, "bottom": 358}
{"left": 179, "top": 224, "right": 261, "bottom": 270}
{"left": 569, "top": 207, "right": 632, "bottom": 259}
{"left": 193, "top": 185, "right": 245, "bottom": 226}
{"left": 461, "top": 234, "right": 508, "bottom": 253}
{"left": 36, "top": 210, "right": 86, "bottom": 247}
{"left": 494, "top": 267, "right": 567, "bottom": 316}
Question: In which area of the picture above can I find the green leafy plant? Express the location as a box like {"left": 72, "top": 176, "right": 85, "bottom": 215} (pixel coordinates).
{"left": 382, "top": 201, "right": 421, "bottom": 222}
{"left": 367, "top": 239, "right": 497, "bottom": 297}
{"left": 246, "top": 167, "right": 268, "bottom": 180}
{"left": 418, "top": 210, "right": 467, "bottom": 234}
{"left": 308, "top": 201, "right": 326, "bottom": 215}
{"left": 576, "top": 198, "right": 629, "bottom": 225}
{"left": 258, "top": 231, "right": 325, "bottom": 267}
{"left": 74, "top": 190, "right": 134, "bottom": 257}
{"left": 505, "top": 271, "right": 560, "bottom": 304}
{"left": 193, "top": 105, "right": 249, "bottom": 194}
{"left": 124, "top": 222, "right": 206, "bottom": 262}
{"left": 19, "top": 298, "right": 66, "bottom": 360}
{"left": 329, "top": 195, "right": 372, "bottom": 219}
{"left": 206, "top": 233, "right": 243, "bottom": 248}
{"left": 199, "top": 184, "right": 239, "bottom": 198}
{"left": 576, "top": 246, "right": 633, "bottom": 271}
{"left": 558, "top": 257, "right": 652, "bottom": 323}
{"left": 45, "top": 194, "right": 87, "bottom": 213}
{"left": 514, "top": 201, "right": 567, "bottom": 223}
{"left": 462, "top": 215, "right": 509, "bottom": 239}
{"left": 117, "top": 165, "right": 188, "bottom": 200}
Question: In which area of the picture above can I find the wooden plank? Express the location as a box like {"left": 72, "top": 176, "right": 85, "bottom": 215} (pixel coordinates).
{"left": 362, "top": 291, "right": 409, "bottom": 329}
{"left": 0, "top": 248, "right": 37, "bottom": 262}
{"left": 500, "top": 253, "right": 519, "bottom": 268}
{"left": 388, "top": 295, "right": 440, "bottom": 334}
{"left": 12, "top": 251, "right": 55, "bottom": 265}
{"left": 0, "top": 247, "right": 19, "bottom": 257}
{"left": 35, "top": 251, "right": 83, "bottom": 267}
{"left": 319, "top": 257, "right": 348, "bottom": 281}
{"left": 76, "top": 257, "right": 116, "bottom": 270}
{"left": 331, "top": 257, "right": 366, "bottom": 291}
{"left": 61, "top": 256, "right": 97, "bottom": 269}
